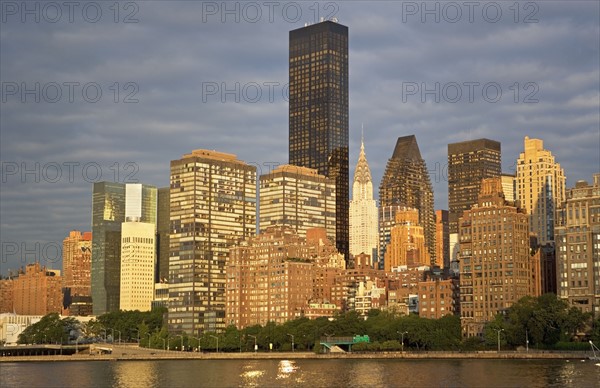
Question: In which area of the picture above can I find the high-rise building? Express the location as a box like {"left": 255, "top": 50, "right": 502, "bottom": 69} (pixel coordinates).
{"left": 379, "top": 135, "right": 435, "bottom": 266}
{"left": 555, "top": 174, "right": 600, "bottom": 317}
{"left": 384, "top": 208, "right": 430, "bottom": 271}
{"left": 289, "top": 20, "right": 349, "bottom": 262}
{"left": 458, "top": 178, "right": 538, "bottom": 338}
{"left": 349, "top": 138, "right": 378, "bottom": 265}
{"left": 516, "top": 136, "right": 566, "bottom": 245}
{"left": 120, "top": 221, "right": 156, "bottom": 311}
{"left": 169, "top": 149, "right": 256, "bottom": 334}
{"left": 378, "top": 205, "right": 404, "bottom": 270}
{"left": 13, "top": 263, "right": 62, "bottom": 315}
{"left": 157, "top": 187, "right": 170, "bottom": 283}
{"left": 91, "top": 182, "right": 125, "bottom": 315}
{"left": 62, "top": 230, "right": 92, "bottom": 298}
{"left": 62, "top": 230, "right": 92, "bottom": 315}
{"left": 226, "top": 226, "right": 314, "bottom": 328}
{"left": 435, "top": 210, "right": 449, "bottom": 269}
{"left": 259, "top": 164, "right": 336, "bottom": 242}
{"left": 501, "top": 173, "right": 516, "bottom": 203}
{"left": 448, "top": 139, "right": 501, "bottom": 235}
{"left": 91, "top": 182, "right": 156, "bottom": 315}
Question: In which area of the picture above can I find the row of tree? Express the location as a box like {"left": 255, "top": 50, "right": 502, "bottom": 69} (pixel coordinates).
{"left": 18, "top": 294, "right": 598, "bottom": 351}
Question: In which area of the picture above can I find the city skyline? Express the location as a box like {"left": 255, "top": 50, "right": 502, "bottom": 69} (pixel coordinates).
{"left": 1, "top": 2, "right": 599, "bottom": 275}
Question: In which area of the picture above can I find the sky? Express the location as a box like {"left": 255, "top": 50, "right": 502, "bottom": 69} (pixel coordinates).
{"left": 1, "top": 1, "right": 599, "bottom": 275}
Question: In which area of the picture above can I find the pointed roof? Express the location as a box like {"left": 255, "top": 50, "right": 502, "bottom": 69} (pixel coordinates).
{"left": 392, "top": 135, "right": 422, "bottom": 161}
{"left": 353, "top": 137, "right": 372, "bottom": 184}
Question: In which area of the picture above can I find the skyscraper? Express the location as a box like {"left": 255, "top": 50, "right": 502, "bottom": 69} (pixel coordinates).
{"left": 379, "top": 135, "right": 435, "bottom": 266}
{"left": 516, "top": 136, "right": 565, "bottom": 245}
{"left": 349, "top": 138, "right": 378, "bottom": 265}
{"left": 169, "top": 149, "right": 256, "bottom": 334}
{"left": 259, "top": 164, "right": 336, "bottom": 241}
{"left": 62, "top": 230, "right": 92, "bottom": 299}
{"left": 458, "top": 178, "right": 538, "bottom": 338}
{"left": 91, "top": 182, "right": 156, "bottom": 315}
{"left": 62, "top": 230, "right": 92, "bottom": 315}
{"left": 289, "top": 20, "right": 349, "bottom": 262}
{"left": 157, "top": 187, "right": 170, "bottom": 283}
{"left": 448, "top": 138, "right": 501, "bottom": 234}
{"left": 435, "top": 210, "right": 449, "bottom": 269}
{"left": 384, "top": 208, "right": 430, "bottom": 271}
{"left": 555, "top": 174, "right": 600, "bottom": 316}
{"left": 91, "top": 182, "right": 125, "bottom": 315}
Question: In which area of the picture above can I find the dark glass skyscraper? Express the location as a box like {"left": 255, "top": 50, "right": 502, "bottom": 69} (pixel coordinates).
{"left": 379, "top": 135, "right": 436, "bottom": 266}
{"left": 289, "top": 20, "right": 349, "bottom": 262}
{"left": 91, "top": 182, "right": 157, "bottom": 315}
{"left": 448, "top": 139, "right": 501, "bottom": 234}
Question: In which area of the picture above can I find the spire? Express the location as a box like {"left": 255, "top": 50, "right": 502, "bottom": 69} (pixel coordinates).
{"left": 353, "top": 126, "right": 373, "bottom": 187}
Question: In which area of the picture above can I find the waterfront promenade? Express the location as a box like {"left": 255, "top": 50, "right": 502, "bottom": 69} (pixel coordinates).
{"left": 0, "top": 343, "right": 594, "bottom": 362}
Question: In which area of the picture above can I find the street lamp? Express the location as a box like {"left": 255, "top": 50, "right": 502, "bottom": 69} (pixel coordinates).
{"left": 248, "top": 334, "right": 257, "bottom": 353}
{"left": 209, "top": 335, "right": 219, "bottom": 353}
{"left": 110, "top": 329, "right": 121, "bottom": 345}
{"left": 162, "top": 338, "right": 167, "bottom": 351}
{"left": 495, "top": 328, "right": 504, "bottom": 352}
{"left": 525, "top": 329, "right": 529, "bottom": 353}
{"left": 146, "top": 333, "right": 152, "bottom": 348}
{"left": 397, "top": 331, "right": 408, "bottom": 354}
{"left": 176, "top": 335, "right": 184, "bottom": 351}
{"left": 192, "top": 336, "right": 201, "bottom": 352}
{"left": 287, "top": 334, "right": 295, "bottom": 352}
{"left": 132, "top": 329, "right": 140, "bottom": 344}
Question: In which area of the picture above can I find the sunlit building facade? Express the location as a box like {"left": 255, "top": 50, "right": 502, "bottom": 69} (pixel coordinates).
{"left": 349, "top": 139, "right": 378, "bottom": 265}
{"left": 555, "top": 174, "right": 600, "bottom": 317}
{"left": 384, "top": 208, "right": 430, "bottom": 271}
{"left": 91, "top": 182, "right": 156, "bottom": 315}
{"left": 516, "top": 136, "right": 566, "bottom": 245}
{"left": 289, "top": 20, "right": 349, "bottom": 262}
{"left": 379, "top": 135, "right": 435, "bottom": 266}
{"left": 458, "top": 178, "right": 536, "bottom": 338}
{"left": 259, "top": 164, "right": 336, "bottom": 242}
{"left": 169, "top": 149, "right": 256, "bottom": 334}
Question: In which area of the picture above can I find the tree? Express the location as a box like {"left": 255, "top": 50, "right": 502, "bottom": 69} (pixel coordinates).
{"left": 17, "top": 313, "right": 79, "bottom": 345}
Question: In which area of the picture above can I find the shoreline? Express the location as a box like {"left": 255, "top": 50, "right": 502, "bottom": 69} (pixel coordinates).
{"left": 1, "top": 348, "right": 595, "bottom": 363}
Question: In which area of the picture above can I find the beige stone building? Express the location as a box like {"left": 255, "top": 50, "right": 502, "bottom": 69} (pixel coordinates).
{"left": 516, "top": 136, "right": 566, "bottom": 245}
{"left": 13, "top": 263, "right": 62, "bottom": 316}
{"left": 120, "top": 222, "right": 155, "bottom": 311}
{"left": 555, "top": 174, "right": 600, "bottom": 316}
{"left": 384, "top": 208, "right": 430, "bottom": 271}
{"left": 459, "top": 178, "right": 539, "bottom": 338}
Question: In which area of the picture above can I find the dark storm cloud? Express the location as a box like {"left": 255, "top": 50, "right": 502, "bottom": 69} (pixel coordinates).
{"left": 1, "top": 1, "right": 598, "bottom": 274}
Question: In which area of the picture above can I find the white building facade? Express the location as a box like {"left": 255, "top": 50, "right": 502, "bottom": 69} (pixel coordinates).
{"left": 349, "top": 139, "right": 379, "bottom": 266}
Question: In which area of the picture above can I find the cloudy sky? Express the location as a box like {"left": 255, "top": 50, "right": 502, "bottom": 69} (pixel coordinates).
{"left": 1, "top": 1, "right": 598, "bottom": 275}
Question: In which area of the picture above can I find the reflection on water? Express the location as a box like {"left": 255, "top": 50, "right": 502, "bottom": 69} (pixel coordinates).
{"left": 2, "top": 358, "right": 600, "bottom": 388}
{"left": 114, "top": 362, "right": 158, "bottom": 388}
{"left": 240, "top": 361, "right": 265, "bottom": 387}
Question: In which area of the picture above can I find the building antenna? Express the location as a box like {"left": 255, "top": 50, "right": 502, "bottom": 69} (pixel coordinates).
{"left": 361, "top": 123, "right": 364, "bottom": 145}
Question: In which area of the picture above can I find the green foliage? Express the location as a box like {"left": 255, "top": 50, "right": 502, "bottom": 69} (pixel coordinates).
{"left": 96, "top": 307, "right": 166, "bottom": 343}
{"left": 17, "top": 313, "right": 79, "bottom": 344}
{"left": 485, "top": 293, "right": 592, "bottom": 350}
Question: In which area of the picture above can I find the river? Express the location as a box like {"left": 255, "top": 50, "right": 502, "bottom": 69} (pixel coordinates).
{"left": 1, "top": 358, "right": 599, "bottom": 387}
